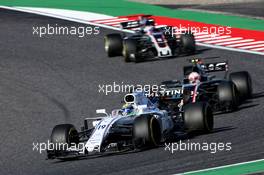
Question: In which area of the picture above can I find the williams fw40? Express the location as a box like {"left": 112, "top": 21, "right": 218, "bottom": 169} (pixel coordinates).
{"left": 159, "top": 58, "right": 253, "bottom": 113}
{"left": 47, "top": 91, "right": 213, "bottom": 160}
{"left": 104, "top": 17, "right": 196, "bottom": 62}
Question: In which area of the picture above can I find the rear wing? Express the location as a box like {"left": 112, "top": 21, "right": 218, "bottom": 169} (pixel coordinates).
{"left": 120, "top": 18, "right": 155, "bottom": 29}
{"left": 120, "top": 20, "right": 140, "bottom": 29}
{"left": 184, "top": 59, "right": 228, "bottom": 76}
{"left": 203, "top": 62, "right": 228, "bottom": 73}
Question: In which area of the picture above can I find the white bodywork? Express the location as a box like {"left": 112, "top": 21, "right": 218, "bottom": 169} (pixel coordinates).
{"left": 85, "top": 92, "right": 174, "bottom": 153}
{"left": 148, "top": 33, "right": 172, "bottom": 57}
{"left": 144, "top": 26, "right": 172, "bottom": 57}
{"left": 85, "top": 116, "right": 122, "bottom": 152}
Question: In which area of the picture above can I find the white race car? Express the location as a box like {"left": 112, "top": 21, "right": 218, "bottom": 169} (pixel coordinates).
{"left": 104, "top": 17, "right": 196, "bottom": 63}
{"left": 47, "top": 91, "right": 212, "bottom": 160}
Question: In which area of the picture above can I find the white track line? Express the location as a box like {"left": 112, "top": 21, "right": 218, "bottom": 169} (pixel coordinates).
{"left": 194, "top": 32, "right": 209, "bottom": 36}
{"left": 101, "top": 20, "right": 130, "bottom": 25}
{"left": 195, "top": 34, "right": 219, "bottom": 39}
{"left": 227, "top": 41, "right": 264, "bottom": 47}
{"left": 90, "top": 18, "right": 127, "bottom": 23}
{"left": 197, "top": 42, "right": 264, "bottom": 55}
{"left": 204, "top": 37, "right": 243, "bottom": 44}
{"left": 251, "top": 47, "right": 264, "bottom": 51}
{"left": 0, "top": 6, "right": 134, "bottom": 33}
{"left": 109, "top": 24, "right": 121, "bottom": 27}
{"left": 238, "top": 44, "right": 264, "bottom": 49}
{"left": 216, "top": 39, "right": 254, "bottom": 46}
{"left": 196, "top": 35, "right": 231, "bottom": 42}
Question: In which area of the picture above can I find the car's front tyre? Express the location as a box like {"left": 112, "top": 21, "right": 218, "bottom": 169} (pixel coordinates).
{"left": 133, "top": 115, "right": 161, "bottom": 149}
{"left": 50, "top": 124, "right": 79, "bottom": 152}
{"left": 123, "top": 39, "right": 142, "bottom": 63}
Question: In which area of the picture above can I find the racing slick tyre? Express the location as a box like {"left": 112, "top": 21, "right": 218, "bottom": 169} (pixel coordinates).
{"left": 123, "top": 39, "right": 142, "bottom": 63}
{"left": 217, "top": 81, "right": 238, "bottom": 111}
{"left": 104, "top": 34, "right": 123, "bottom": 57}
{"left": 229, "top": 71, "right": 252, "bottom": 100}
{"left": 184, "top": 102, "right": 213, "bottom": 133}
{"left": 180, "top": 33, "right": 196, "bottom": 54}
{"left": 50, "top": 124, "right": 79, "bottom": 151}
{"left": 133, "top": 115, "right": 161, "bottom": 149}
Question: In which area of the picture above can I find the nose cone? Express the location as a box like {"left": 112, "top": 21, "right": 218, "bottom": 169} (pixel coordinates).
{"left": 87, "top": 145, "right": 94, "bottom": 152}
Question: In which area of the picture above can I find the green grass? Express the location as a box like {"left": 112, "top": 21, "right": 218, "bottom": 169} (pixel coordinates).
{"left": 184, "top": 160, "right": 264, "bottom": 175}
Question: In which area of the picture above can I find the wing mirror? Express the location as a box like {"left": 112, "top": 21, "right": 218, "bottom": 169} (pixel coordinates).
{"left": 96, "top": 109, "right": 108, "bottom": 116}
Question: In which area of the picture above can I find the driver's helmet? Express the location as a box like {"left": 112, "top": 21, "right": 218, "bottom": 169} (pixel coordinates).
{"left": 188, "top": 72, "right": 201, "bottom": 84}
{"left": 139, "top": 16, "right": 148, "bottom": 26}
{"left": 145, "top": 19, "right": 155, "bottom": 26}
{"left": 122, "top": 103, "right": 134, "bottom": 115}
{"left": 143, "top": 26, "right": 155, "bottom": 34}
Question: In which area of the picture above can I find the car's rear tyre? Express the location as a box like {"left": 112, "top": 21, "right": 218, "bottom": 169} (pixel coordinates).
{"left": 180, "top": 33, "right": 196, "bottom": 54}
{"left": 104, "top": 34, "right": 123, "bottom": 57}
{"left": 50, "top": 124, "right": 79, "bottom": 151}
{"left": 133, "top": 115, "right": 161, "bottom": 149}
{"left": 217, "top": 81, "right": 238, "bottom": 111}
{"left": 123, "top": 39, "right": 142, "bottom": 63}
{"left": 184, "top": 102, "right": 213, "bottom": 133}
{"left": 229, "top": 71, "right": 252, "bottom": 100}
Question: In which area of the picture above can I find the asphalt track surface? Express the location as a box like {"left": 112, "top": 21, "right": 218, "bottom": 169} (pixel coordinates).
{"left": 0, "top": 8, "right": 264, "bottom": 175}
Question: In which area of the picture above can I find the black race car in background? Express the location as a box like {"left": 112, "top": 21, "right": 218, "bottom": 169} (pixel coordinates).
{"left": 104, "top": 17, "right": 196, "bottom": 62}
{"left": 159, "top": 58, "right": 252, "bottom": 113}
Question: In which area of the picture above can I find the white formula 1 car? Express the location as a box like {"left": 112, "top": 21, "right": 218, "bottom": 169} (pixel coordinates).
{"left": 47, "top": 91, "right": 212, "bottom": 160}
{"left": 104, "top": 17, "right": 196, "bottom": 62}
